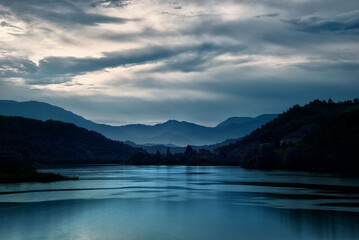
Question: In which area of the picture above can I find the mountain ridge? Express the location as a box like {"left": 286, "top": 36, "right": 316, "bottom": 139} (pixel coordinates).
{"left": 0, "top": 100, "right": 277, "bottom": 146}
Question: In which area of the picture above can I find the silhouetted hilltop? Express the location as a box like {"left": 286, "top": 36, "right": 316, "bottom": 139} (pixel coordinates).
{"left": 216, "top": 114, "right": 277, "bottom": 129}
{"left": 0, "top": 100, "right": 97, "bottom": 129}
{"left": 0, "top": 116, "right": 142, "bottom": 164}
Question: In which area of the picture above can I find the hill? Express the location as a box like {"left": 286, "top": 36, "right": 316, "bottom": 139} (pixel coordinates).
{"left": 216, "top": 114, "right": 277, "bottom": 129}
{"left": 0, "top": 116, "right": 142, "bottom": 164}
{"left": 0, "top": 100, "right": 277, "bottom": 146}
{"left": 0, "top": 100, "right": 99, "bottom": 130}
{"left": 216, "top": 99, "right": 359, "bottom": 172}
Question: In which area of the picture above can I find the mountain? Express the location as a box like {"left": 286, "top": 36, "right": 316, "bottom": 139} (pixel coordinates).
{"left": 0, "top": 116, "right": 142, "bottom": 164}
{"left": 216, "top": 99, "right": 359, "bottom": 172}
{"left": 0, "top": 100, "right": 277, "bottom": 146}
{"left": 0, "top": 100, "right": 97, "bottom": 129}
{"left": 216, "top": 115, "right": 278, "bottom": 129}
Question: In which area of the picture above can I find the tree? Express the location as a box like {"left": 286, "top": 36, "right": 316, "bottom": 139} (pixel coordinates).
{"left": 166, "top": 147, "right": 171, "bottom": 156}
{"left": 185, "top": 145, "right": 195, "bottom": 156}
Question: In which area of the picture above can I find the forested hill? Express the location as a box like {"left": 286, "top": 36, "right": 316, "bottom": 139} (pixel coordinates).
{"left": 0, "top": 116, "right": 142, "bottom": 164}
{"left": 216, "top": 99, "right": 359, "bottom": 172}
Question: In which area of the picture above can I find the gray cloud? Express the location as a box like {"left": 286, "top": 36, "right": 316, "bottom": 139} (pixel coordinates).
{"left": 90, "top": 0, "right": 131, "bottom": 8}
{"left": 146, "top": 43, "right": 247, "bottom": 73}
{"left": 0, "top": 57, "right": 37, "bottom": 78}
{"left": 256, "top": 13, "right": 279, "bottom": 18}
{"left": 2, "top": 42, "right": 245, "bottom": 84}
{"left": 100, "top": 28, "right": 166, "bottom": 42}
{"left": 282, "top": 10, "right": 359, "bottom": 33}
{"left": 294, "top": 61, "right": 359, "bottom": 73}
{"left": 0, "top": 21, "right": 23, "bottom": 30}
{"left": 0, "top": 0, "right": 134, "bottom": 27}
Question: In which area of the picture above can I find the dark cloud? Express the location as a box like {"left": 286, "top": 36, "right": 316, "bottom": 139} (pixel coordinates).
{"left": 0, "top": 21, "right": 22, "bottom": 30}
{"left": 293, "top": 61, "right": 359, "bottom": 74}
{"left": 36, "top": 44, "right": 202, "bottom": 75}
{"left": 282, "top": 11, "right": 359, "bottom": 33}
{"left": 90, "top": 0, "right": 131, "bottom": 8}
{"left": 1, "top": 42, "right": 244, "bottom": 84}
{"left": 145, "top": 43, "right": 246, "bottom": 73}
{"left": 256, "top": 13, "right": 279, "bottom": 18}
{"left": 100, "top": 28, "right": 168, "bottom": 42}
{"left": 0, "top": 0, "right": 134, "bottom": 27}
{"left": 176, "top": 17, "right": 306, "bottom": 54}
{"left": 173, "top": 12, "right": 357, "bottom": 61}
{"left": 0, "top": 57, "right": 37, "bottom": 78}
{"left": 149, "top": 53, "right": 214, "bottom": 73}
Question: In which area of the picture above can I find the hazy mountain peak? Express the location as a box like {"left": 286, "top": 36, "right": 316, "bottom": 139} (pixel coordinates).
{"left": 162, "top": 119, "right": 180, "bottom": 124}
{"left": 216, "top": 114, "right": 278, "bottom": 129}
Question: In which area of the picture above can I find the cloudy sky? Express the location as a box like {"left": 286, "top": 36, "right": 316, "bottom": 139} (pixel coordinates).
{"left": 0, "top": 0, "right": 358, "bottom": 126}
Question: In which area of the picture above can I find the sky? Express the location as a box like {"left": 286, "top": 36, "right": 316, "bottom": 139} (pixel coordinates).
{"left": 0, "top": 0, "right": 358, "bottom": 126}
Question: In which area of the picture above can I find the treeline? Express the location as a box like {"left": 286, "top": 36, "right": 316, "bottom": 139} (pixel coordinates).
{"left": 127, "top": 146, "right": 236, "bottom": 165}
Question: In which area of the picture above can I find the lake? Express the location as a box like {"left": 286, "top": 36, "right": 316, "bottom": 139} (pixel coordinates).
{"left": 0, "top": 165, "right": 358, "bottom": 240}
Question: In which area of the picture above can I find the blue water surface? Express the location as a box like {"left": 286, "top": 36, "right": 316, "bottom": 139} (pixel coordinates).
{"left": 0, "top": 165, "right": 358, "bottom": 240}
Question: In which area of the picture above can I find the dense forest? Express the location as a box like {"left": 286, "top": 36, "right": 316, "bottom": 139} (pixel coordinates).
{"left": 128, "top": 99, "right": 359, "bottom": 172}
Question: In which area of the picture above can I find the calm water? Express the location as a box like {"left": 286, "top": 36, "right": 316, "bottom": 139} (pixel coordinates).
{"left": 0, "top": 166, "right": 358, "bottom": 240}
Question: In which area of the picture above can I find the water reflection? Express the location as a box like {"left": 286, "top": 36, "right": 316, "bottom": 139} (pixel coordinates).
{"left": 0, "top": 165, "right": 358, "bottom": 240}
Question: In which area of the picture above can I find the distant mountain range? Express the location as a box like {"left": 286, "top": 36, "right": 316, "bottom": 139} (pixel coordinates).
{"left": 0, "top": 100, "right": 277, "bottom": 146}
